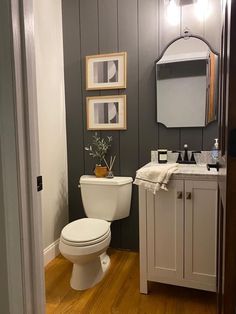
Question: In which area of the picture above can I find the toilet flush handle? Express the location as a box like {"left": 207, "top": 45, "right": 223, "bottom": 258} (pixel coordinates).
{"left": 78, "top": 184, "right": 81, "bottom": 188}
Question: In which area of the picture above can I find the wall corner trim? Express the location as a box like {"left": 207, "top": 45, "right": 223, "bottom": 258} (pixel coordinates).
{"left": 43, "top": 239, "right": 60, "bottom": 266}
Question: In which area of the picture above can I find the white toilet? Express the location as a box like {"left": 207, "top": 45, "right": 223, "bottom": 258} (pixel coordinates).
{"left": 59, "top": 175, "right": 133, "bottom": 291}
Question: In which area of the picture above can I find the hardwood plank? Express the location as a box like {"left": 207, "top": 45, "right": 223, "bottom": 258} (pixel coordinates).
{"left": 138, "top": 0, "right": 159, "bottom": 166}
{"left": 158, "top": 124, "right": 180, "bottom": 151}
{"left": 120, "top": 187, "right": 139, "bottom": 250}
{"left": 180, "top": 128, "right": 203, "bottom": 151}
{"left": 118, "top": 0, "right": 139, "bottom": 177}
{"left": 45, "top": 250, "right": 216, "bottom": 314}
{"left": 98, "top": 0, "right": 120, "bottom": 176}
{"left": 98, "top": 0, "right": 118, "bottom": 53}
{"left": 80, "top": 0, "right": 100, "bottom": 174}
{"left": 62, "top": 0, "right": 85, "bottom": 221}
{"left": 203, "top": 121, "right": 218, "bottom": 150}
{"left": 110, "top": 219, "right": 121, "bottom": 249}
{"left": 118, "top": 0, "right": 139, "bottom": 251}
{"left": 97, "top": 1, "right": 121, "bottom": 248}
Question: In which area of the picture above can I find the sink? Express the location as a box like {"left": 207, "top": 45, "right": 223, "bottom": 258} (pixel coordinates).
{"left": 148, "top": 162, "right": 217, "bottom": 175}
{"left": 177, "top": 163, "right": 206, "bottom": 169}
{"left": 142, "top": 162, "right": 218, "bottom": 177}
{"left": 174, "top": 163, "right": 218, "bottom": 176}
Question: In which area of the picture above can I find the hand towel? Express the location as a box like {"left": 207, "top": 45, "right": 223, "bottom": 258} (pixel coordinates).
{"left": 134, "top": 163, "right": 178, "bottom": 194}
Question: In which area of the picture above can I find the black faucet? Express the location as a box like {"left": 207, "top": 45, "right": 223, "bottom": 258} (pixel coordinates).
{"left": 190, "top": 151, "right": 201, "bottom": 163}
{"left": 172, "top": 144, "right": 201, "bottom": 164}
{"left": 172, "top": 150, "right": 183, "bottom": 162}
{"left": 183, "top": 144, "right": 189, "bottom": 162}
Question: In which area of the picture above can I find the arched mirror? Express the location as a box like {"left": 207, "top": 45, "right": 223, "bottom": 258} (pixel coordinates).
{"left": 156, "top": 36, "right": 219, "bottom": 128}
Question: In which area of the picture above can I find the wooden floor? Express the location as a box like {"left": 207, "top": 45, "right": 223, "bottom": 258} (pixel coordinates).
{"left": 45, "top": 249, "right": 216, "bottom": 314}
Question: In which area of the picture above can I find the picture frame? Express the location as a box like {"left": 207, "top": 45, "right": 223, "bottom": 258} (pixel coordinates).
{"left": 86, "top": 52, "right": 127, "bottom": 90}
{"left": 86, "top": 95, "right": 127, "bottom": 130}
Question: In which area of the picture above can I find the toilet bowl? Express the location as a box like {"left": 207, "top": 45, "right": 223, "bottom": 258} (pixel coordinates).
{"left": 59, "top": 218, "right": 111, "bottom": 290}
{"left": 59, "top": 175, "right": 133, "bottom": 290}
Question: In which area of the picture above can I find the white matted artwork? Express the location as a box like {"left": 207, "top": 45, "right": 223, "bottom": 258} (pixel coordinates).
{"left": 86, "top": 95, "right": 127, "bottom": 130}
{"left": 86, "top": 52, "right": 127, "bottom": 90}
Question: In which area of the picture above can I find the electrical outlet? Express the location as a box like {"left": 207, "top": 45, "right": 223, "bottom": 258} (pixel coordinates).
{"left": 37, "top": 176, "right": 43, "bottom": 192}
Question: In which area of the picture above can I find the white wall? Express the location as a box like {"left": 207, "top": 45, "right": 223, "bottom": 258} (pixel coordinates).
{"left": 34, "top": 0, "right": 68, "bottom": 252}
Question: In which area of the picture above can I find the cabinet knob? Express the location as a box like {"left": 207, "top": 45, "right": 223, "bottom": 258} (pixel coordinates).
{"left": 177, "top": 191, "right": 183, "bottom": 199}
{"left": 186, "top": 192, "right": 192, "bottom": 200}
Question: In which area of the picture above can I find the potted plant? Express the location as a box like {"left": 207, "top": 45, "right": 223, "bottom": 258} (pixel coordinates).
{"left": 85, "top": 133, "right": 112, "bottom": 177}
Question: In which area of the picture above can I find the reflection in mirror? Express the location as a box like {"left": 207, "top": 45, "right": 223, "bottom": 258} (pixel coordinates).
{"left": 156, "top": 37, "right": 218, "bottom": 128}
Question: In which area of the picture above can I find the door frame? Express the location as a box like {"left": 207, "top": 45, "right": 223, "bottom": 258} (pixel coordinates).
{"left": 217, "top": 0, "right": 236, "bottom": 313}
{"left": 0, "top": 0, "right": 45, "bottom": 312}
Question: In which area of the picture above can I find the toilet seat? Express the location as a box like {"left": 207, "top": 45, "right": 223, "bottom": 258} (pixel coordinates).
{"left": 61, "top": 218, "right": 110, "bottom": 247}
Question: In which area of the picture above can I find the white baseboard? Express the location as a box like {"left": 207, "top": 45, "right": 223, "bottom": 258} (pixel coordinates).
{"left": 43, "top": 238, "right": 60, "bottom": 266}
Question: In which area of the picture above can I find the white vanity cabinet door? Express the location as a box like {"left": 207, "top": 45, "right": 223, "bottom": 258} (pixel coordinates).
{"left": 147, "top": 180, "right": 184, "bottom": 284}
{"left": 184, "top": 180, "right": 217, "bottom": 292}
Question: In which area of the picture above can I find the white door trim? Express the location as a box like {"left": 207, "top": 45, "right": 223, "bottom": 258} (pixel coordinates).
{"left": 3, "top": 0, "right": 45, "bottom": 312}
{"left": 44, "top": 239, "right": 60, "bottom": 266}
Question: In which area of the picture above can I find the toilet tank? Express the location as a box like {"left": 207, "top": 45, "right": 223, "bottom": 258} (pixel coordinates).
{"left": 79, "top": 175, "right": 133, "bottom": 221}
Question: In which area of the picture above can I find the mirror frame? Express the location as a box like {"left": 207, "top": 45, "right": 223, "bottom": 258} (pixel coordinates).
{"left": 155, "top": 34, "right": 220, "bottom": 127}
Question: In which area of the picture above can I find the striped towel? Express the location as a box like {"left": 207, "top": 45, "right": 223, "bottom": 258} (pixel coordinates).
{"left": 134, "top": 163, "right": 178, "bottom": 194}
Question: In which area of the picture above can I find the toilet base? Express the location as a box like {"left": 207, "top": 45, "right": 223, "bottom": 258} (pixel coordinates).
{"left": 70, "top": 253, "right": 110, "bottom": 290}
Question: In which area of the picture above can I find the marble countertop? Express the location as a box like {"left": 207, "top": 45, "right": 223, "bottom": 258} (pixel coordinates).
{"left": 140, "top": 162, "right": 218, "bottom": 181}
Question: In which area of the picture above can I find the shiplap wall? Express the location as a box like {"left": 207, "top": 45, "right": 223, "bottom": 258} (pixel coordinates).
{"left": 62, "top": 0, "right": 221, "bottom": 250}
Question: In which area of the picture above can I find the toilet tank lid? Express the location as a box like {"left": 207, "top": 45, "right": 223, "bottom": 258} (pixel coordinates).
{"left": 80, "top": 175, "right": 133, "bottom": 186}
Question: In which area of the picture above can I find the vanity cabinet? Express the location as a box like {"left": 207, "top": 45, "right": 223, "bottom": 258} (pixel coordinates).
{"left": 139, "top": 178, "right": 217, "bottom": 294}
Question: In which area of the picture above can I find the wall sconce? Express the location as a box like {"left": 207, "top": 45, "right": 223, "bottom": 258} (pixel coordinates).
{"left": 194, "top": 0, "right": 212, "bottom": 21}
{"left": 166, "top": 0, "right": 180, "bottom": 26}
{"left": 166, "top": 0, "right": 212, "bottom": 26}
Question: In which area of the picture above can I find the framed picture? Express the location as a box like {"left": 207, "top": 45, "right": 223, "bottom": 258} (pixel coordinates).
{"left": 86, "top": 52, "right": 127, "bottom": 90}
{"left": 86, "top": 95, "right": 127, "bottom": 130}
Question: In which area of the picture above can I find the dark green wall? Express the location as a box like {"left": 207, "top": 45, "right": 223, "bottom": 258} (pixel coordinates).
{"left": 62, "top": 0, "right": 221, "bottom": 250}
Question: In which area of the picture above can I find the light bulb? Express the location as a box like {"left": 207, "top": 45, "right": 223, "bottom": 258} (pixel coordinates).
{"left": 166, "top": 0, "right": 180, "bottom": 26}
{"left": 195, "top": 0, "right": 212, "bottom": 21}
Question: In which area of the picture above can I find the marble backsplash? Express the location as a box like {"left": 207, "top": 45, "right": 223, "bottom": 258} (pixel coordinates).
{"left": 151, "top": 150, "right": 214, "bottom": 164}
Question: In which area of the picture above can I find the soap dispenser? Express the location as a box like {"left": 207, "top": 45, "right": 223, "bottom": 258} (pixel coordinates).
{"left": 211, "top": 138, "right": 219, "bottom": 162}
